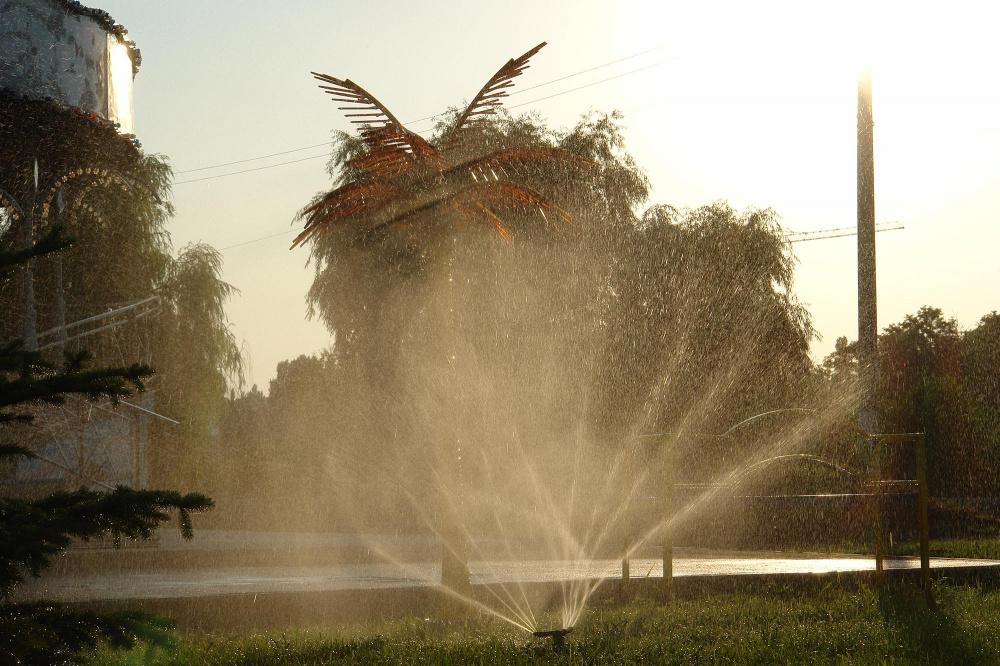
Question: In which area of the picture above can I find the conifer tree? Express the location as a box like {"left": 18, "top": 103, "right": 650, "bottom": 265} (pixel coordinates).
{"left": 0, "top": 226, "right": 212, "bottom": 664}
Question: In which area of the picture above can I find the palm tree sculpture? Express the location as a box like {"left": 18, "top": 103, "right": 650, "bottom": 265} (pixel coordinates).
{"left": 294, "top": 43, "right": 590, "bottom": 594}
{"left": 292, "top": 42, "right": 590, "bottom": 247}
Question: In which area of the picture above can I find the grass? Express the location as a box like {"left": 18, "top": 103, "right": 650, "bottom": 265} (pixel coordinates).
{"left": 781, "top": 537, "right": 1000, "bottom": 561}
{"left": 895, "top": 538, "right": 1000, "bottom": 561}
{"left": 87, "top": 583, "right": 1000, "bottom": 665}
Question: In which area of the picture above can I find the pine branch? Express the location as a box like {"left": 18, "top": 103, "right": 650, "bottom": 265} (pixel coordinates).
{"left": 0, "top": 343, "right": 152, "bottom": 425}
{"left": 0, "top": 363, "right": 152, "bottom": 408}
{"left": 1, "top": 487, "right": 213, "bottom": 592}
{"left": 0, "top": 225, "right": 73, "bottom": 271}
{"left": 0, "top": 603, "right": 175, "bottom": 664}
{"left": 0, "top": 444, "right": 33, "bottom": 460}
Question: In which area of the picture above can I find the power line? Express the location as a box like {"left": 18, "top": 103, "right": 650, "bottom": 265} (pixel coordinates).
{"left": 174, "top": 153, "right": 329, "bottom": 185}
{"left": 401, "top": 46, "right": 662, "bottom": 126}
{"left": 173, "top": 45, "right": 663, "bottom": 177}
{"left": 509, "top": 60, "right": 664, "bottom": 111}
{"left": 175, "top": 142, "right": 331, "bottom": 174}
{"left": 175, "top": 59, "right": 666, "bottom": 186}
{"left": 218, "top": 221, "right": 905, "bottom": 256}
{"left": 218, "top": 228, "right": 297, "bottom": 251}
{"left": 786, "top": 222, "right": 904, "bottom": 243}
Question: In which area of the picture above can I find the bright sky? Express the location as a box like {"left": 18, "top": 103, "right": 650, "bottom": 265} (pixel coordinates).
{"left": 99, "top": 0, "right": 1000, "bottom": 390}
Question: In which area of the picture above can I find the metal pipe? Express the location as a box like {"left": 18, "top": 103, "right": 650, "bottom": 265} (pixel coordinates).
{"left": 36, "top": 295, "right": 160, "bottom": 339}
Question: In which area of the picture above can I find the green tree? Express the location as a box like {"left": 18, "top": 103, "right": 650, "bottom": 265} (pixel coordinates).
{"left": 214, "top": 385, "right": 272, "bottom": 529}
{"left": 2, "top": 95, "right": 242, "bottom": 497}
{"left": 878, "top": 307, "right": 963, "bottom": 495}
{"left": 959, "top": 312, "right": 1000, "bottom": 495}
{"left": 0, "top": 233, "right": 211, "bottom": 664}
{"left": 151, "top": 243, "right": 244, "bottom": 493}
{"left": 596, "top": 203, "right": 816, "bottom": 442}
{"left": 822, "top": 307, "right": 983, "bottom": 497}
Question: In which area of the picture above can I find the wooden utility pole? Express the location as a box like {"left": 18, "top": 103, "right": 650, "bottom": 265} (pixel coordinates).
{"left": 857, "top": 71, "right": 884, "bottom": 574}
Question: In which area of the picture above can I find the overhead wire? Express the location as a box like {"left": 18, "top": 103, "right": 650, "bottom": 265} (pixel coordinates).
{"left": 175, "top": 153, "right": 331, "bottom": 184}
{"left": 173, "top": 45, "right": 665, "bottom": 182}
{"left": 218, "top": 228, "right": 297, "bottom": 251}
{"left": 174, "top": 142, "right": 331, "bottom": 174}
{"left": 177, "top": 45, "right": 902, "bottom": 253}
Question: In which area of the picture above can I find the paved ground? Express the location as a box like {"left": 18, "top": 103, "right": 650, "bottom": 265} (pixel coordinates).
{"left": 17, "top": 554, "right": 1000, "bottom": 602}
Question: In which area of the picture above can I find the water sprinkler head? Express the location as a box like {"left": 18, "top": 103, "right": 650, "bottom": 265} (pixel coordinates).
{"left": 533, "top": 627, "right": 573, "bottom": 650}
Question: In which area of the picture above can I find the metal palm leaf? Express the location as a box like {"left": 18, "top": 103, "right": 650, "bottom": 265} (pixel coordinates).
{"left": 293, "top": 42, "right": 589, "bottom": 248}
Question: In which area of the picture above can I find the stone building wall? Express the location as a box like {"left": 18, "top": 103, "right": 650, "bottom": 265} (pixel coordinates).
{"left": 0, "top": 0, "right": 137, "bottom": 133}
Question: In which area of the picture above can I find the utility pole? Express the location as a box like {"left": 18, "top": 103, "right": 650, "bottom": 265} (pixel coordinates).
{"left": 857, "top": 70, "right": 884, "bottom": 574}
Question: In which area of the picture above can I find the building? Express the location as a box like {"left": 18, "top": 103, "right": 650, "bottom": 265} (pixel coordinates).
{"left": 1, "top": 0, "right": 154, "bottom": 495}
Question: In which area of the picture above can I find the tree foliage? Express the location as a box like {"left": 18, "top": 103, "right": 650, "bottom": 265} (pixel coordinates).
{"left": 150, "top": 242, "right": 244, "bottom": 491}
{"left": 2, "top": 108, "right": 243, "bottom": 492}
{"left": 218, "top": 107, "right": 818, "bottom": 534}
{"left": 0, "top": 237, "right": 212, "bottom": 664}
{"left": 822, "top": 306, "right": 1000, "bottom": 498}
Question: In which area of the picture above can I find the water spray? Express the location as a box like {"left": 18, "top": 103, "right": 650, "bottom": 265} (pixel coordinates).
{"left": 533, "top": 627, "right": 573, "bottom": 650}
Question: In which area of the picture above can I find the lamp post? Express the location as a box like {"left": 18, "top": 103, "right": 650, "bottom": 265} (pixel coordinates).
{"left": 857, "top": 70, "right": 884, "bottom": 574}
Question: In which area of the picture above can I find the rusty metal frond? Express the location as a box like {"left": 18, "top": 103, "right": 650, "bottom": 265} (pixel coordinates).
{"left": 468, "top": 181, "right": 572, "bottom": 225}
{"left": 291, "top": 180, "right": 396, "bottom": 247}
{"left": 296, "top": 41, "right": 590, "bottom": 246}
{"left": 444, "top": 42, "right": 547, "bottom": 143}
{"left": 444, "top": 147, "right": 593, "bottom": 182}
{"left": 380, "top": 181, "right": 572, "bottom": 234}
{"left": 312, "top": 73, "right": 438, "bottom": 163}
{"left": 470, "top": 202, "right": 512, "bottom": 238}
{"left": 345, "top": 127, "right": 444, "bottom": 177}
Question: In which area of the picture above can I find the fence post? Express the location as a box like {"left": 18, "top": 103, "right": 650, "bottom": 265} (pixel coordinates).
{"left": 622, "top": 543, "right": 630, "bottom": 589}
{"left": 873, "top": 434, "right": 885, "bottom": 585}
{"left": 662, "top": 529, "right": 673, "bottom": 602}
{"left": 915, "top": 433, "right": 933, "bottom": 604}
{"left": 662, "top": 439, "right": 674, "bottom": 603}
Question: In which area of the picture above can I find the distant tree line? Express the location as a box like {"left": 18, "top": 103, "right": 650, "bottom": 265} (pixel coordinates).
{"left": 210, "top": 111, "right": 999, "bottom": 537}
{"left": 211, "top": 111, "right": 816, "bottom": 533}
{"left": 823, "top": 307, "right": 1000, "bottom": 498}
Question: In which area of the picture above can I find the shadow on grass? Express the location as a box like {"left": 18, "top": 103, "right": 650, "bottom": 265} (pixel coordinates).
{"left": 878, "top": 586, "right": 999, "bottom": 666}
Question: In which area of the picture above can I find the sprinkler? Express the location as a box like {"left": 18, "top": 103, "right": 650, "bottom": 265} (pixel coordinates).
{"left": 533, "top": 627, "right": 573, "bottom": 650}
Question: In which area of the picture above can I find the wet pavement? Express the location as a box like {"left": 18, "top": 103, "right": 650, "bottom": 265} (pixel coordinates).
{"left": 16, "top": 553, "right": 1000, "bottom": 602}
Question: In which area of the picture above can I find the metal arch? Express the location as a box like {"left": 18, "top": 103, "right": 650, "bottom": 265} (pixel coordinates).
{"left": 639, "top": 407, "right": 876, "bottom": 445}
{"left": 637, "top": 408, "right": 822, "bottom": 444}
{"left": 38, "top": 168, "right": 142, "bottom": 229}
{"left": 719, "top": 408, "right": 821, "bottom": 437}
{"left": 728, "top": 453, "right": 862, "bottom": 487}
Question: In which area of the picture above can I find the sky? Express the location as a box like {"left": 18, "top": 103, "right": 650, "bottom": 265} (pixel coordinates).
{"left": 98, "top": 0, "right": 1000, "bottom": 391}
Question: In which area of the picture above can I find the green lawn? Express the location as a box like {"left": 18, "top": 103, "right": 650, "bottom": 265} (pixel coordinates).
{"left": 88, "top": 583, "right": 1000, "bottom": 665}
{"left": 895, "top": 538, "right": 1000, "bottom": 561}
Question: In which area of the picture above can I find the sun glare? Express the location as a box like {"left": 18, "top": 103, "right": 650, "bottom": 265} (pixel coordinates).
{"left": 108, "top": 37, "right": 135, "bottom": 135}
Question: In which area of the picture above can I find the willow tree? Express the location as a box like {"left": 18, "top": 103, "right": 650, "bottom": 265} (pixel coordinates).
{"left": 596, "top": 203, "right": 817, "bottom": 441}
{"left": 295, "top": 43, "right": 621, "bottom": 591}
{"left": 151, "top": 243, "right": 244, "bottom": 492}
{"left": 0, "top": 93, "right": 175, "bottom": 359}
{"left": 1, "top": 99, "right": 242, "bottom": 495}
